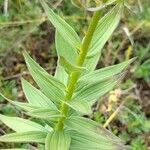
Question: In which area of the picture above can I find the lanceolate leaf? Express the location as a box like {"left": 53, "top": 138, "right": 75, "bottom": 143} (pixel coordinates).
{"left": 23, "top": 51, "right": 65, "bottom": 104}
{"left": 21, "top": 78, "right": 57, "bottom": 110}
{"left": 23, "top": 51, "right": 64, "bottom": 88}
{"left": 10, "top": 101, "right": 44, "bottom": 112}
{"left": 78, "top": 58, "right": 134, "bottom": 86}
{"left": 89, "top": 3, "right": 123, "bottom": 56}
{"left": 45, "top": 131, "right": 71, "bottom": 150}
{"left": 66, "top": 117, "right": 129, "bottom": 150}
{"left": 27, "top": 108, "right": 62, "bottom": 119}
{"left": 0, "top": 93, "right": 61, "bottom": 120}
{"left": 0, "top": 131, "right": 47, "bottom": 143}
{"left": 40, "top": 0, "right": 81, "bottom": 49}
{"left": 55, "top": 32, "right": 78, "bottom": 85}
{"left": 69, "top": 131, "right": 129, "bottom": 150}
{"left": 66, "top": 116, "right": 124, "bottom": 143}
{"left": 0, "top": 114, "right": 47, "bottom": 133}
{"left": 84, "top": 3, "right": 123, "bottom": 71}
{"left": 7, "top": 99, "right": 51, "bottom": 112}
{"left": 60, "top": 56, "right": 86, "bottom": 74}
{"left": 0, "top": 93, "right": 38, "bottom": 112}
{"left": 73, "top": 75, "right": 122, "bottom": 104}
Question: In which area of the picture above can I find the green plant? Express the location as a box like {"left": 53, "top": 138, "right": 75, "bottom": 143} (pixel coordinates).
{"left": 0, "top": 0, "right": 43, "bottom": 53}
{"left": 131, "top": 137, "right": 147, "bottom": 150}
{"left": 134, "top": 44, "right": 150, "bottom": 83}
{"left": 0, "top": 0, "right": 135, "bottom": 149}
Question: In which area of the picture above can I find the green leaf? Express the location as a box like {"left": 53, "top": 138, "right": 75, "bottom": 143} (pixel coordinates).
{"left": 23, "top": 51, "right": 65, "bottom": 104}
{"left": 0, "top": 93, "right": 38, "bottom": 112}
{"left": 55, "top": 32, "right": 78, "bottom": 63}
{"left": 66, "top": 116, "right": 124, "bottom": 143}
{"left": 66, "top": 100, "right": 92, "bottom": 114}
{"left": 89, "top": 3, "right": 123, "bottom": 56}
{"left": 23, "top": 51, "right": 63, "bottom": 87}
{"left": 9, "top": 100, "right": 48, "bottom": 113}
{"left": 66, "top": 116, "right": 129, "bottom": 150}
{"left": 40, "top": 0, "right": 81, "bottom": 49}
{"left": 45, "top": 131, "right": 71, "bottom": 150}
{"left": 10, "top": 101, "right": 45, "bottom": 112}
{"left": 69, "top": 131, "right": 129, "bottom": 150}
{"left": 55, "top": 64, "right": 68, "bottom": 85}
{"left": 21, "top": 78, "right": 57, "bottom": 110}
{"left": 60, "top": 56, "right": 86, "bottom": 74}
{"left": 78, "top": 58, "right": 134, "bottom": 85}
{"left": 27, "top": 108, "right": 62, "bottom": 119}
{"left": 73, "top": 75, "right": 123, "bottom": 104}
{"left": 0, "top": 131, "right": 46, "bottom": 143}
{"left": 0, "top": 93, "right": 60, "bottom": 120}
{"left": 0, "top": 114, "right": 47, "bottom": 133}
{"left": 84, "top": 3, "right": 123, "bottom": 72}
{"left": 55, "top": 32, "right": 78, "bottom": 85}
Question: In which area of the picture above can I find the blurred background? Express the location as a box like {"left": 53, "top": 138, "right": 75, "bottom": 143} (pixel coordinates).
{"left": 0, "top": 0, "right": 150, "bottom": 149}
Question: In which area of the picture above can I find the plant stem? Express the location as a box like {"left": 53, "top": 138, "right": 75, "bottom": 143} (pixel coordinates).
{"left": 55, "top": 10, "right": 102, "bottom": 131}
{"left": 4, "top": 0, "right": 8, "bottom": 16}
{"left": 103, "top": 100, "right": 126, "bottom": 128}
{"left": 0, "top": 17, "right": 46, "bottom": 27}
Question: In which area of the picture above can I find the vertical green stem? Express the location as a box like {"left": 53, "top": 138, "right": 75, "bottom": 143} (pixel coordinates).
{"left": 55, "top": 10, "right": 102, "bottom": 131}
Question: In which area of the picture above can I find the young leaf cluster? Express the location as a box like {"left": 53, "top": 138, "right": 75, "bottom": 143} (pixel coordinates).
{"left": 0, "top": 0, "right": 133, "bottom": 149}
